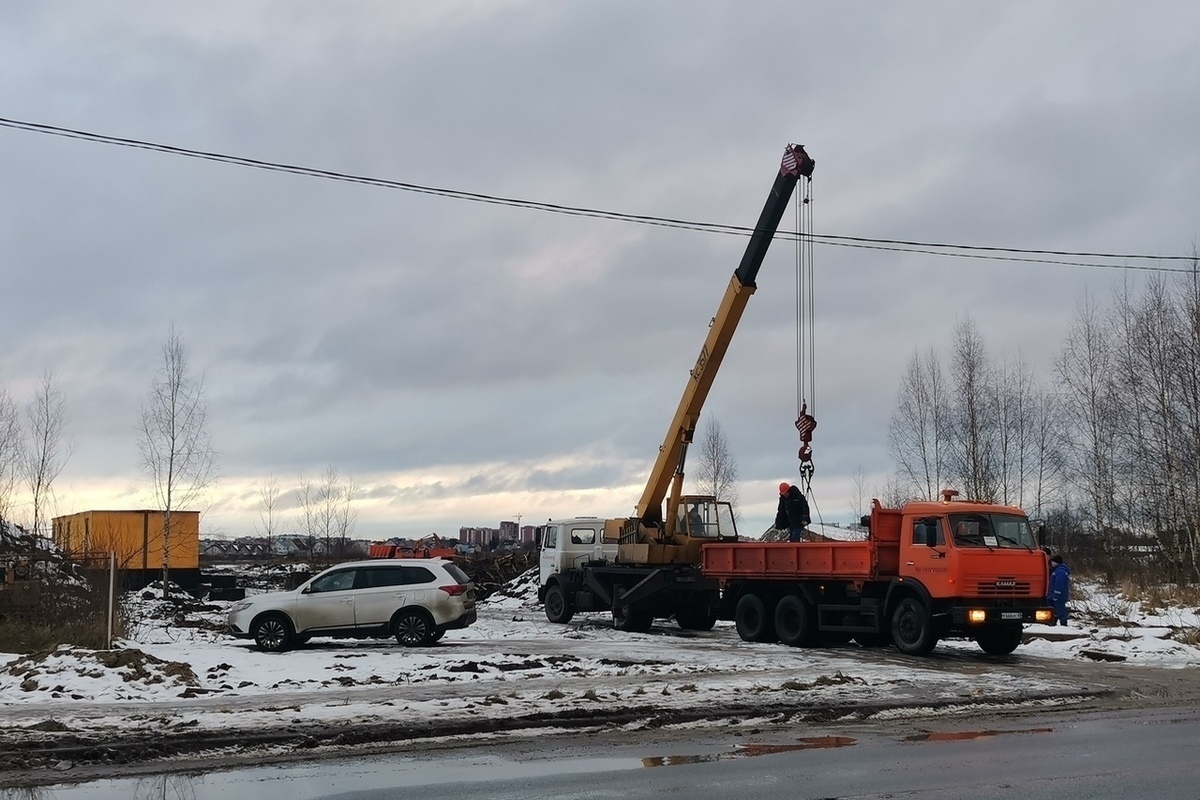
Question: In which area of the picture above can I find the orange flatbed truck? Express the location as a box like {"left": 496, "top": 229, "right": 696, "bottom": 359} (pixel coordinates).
{"left": 702, "top": 491, "right": 1055, "bottom": 656}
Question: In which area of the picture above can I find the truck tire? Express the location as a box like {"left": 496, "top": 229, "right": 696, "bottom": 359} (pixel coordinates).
{"left": 735, "top": 593, "right": 777, "bottom": 643}
{"left": 774, "top": 594, "right": 815, "bottom": 647}
{"left": 675, "top": 606, "right": 717, "bottom": 631}
{"left": 544, "top": 584, "right": 575, "bottom": 624}
{"left": 976, "top": 625, "right": 1023, "bottom": 656}
{"left": 890, "top": 597, "right": 938, "bottom": 656}
{"left": 613, "top": 603, "right": 654, "bottom": 633}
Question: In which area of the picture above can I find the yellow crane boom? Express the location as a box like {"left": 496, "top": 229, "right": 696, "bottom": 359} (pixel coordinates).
{"left": 616, "top": 143, "right": 815, "bottom": 566}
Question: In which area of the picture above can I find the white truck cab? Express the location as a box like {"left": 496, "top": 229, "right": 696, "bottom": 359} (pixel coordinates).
{"left": 537, "top": 517, "right": 617, "bottom": 589}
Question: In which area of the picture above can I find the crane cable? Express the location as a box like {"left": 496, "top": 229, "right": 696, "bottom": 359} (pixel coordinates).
{"left": 793, "top": 175, "right": 818, "bottom": 499}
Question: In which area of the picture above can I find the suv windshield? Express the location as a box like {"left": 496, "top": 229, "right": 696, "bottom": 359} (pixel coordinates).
{"left": 948, "top": 513, "right": 1036, "bottom": 550}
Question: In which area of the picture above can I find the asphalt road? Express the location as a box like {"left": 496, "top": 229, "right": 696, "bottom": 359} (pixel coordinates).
{"left": 16, "top": 705, "right": 1200, "bottom": 800}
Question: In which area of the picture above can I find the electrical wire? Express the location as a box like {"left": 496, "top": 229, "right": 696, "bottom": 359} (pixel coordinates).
{"left": 1, "top": 115, "right": 1195, "bottom": 273}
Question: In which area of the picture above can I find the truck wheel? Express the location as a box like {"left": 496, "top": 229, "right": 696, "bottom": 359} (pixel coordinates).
{"left": 735, "top": 593, "right": 777, "bottom": 643}
{"left": 613, "top": 603, "right": 654, "bottom": 633}
{"left": 976, "top": 625, "right": 1023, "bottom": 656}
{"left": 544, "top": 584, "right": 575, "bottom": 624}
{"left": 675, "top": 606, "right": 717, "bottom": 631}
{"left": 252, "top": 613, "right": 293, "bottom": 652}
{"left": 891, "top": 598, "right": 937, "bottom": 656}
{"left": 774, "top": 594, "right": 815, "bottom": 647}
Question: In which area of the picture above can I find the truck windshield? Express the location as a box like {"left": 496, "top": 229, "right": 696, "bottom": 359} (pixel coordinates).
{"left": 947, "top": 513, "right": 1036, "bottom": 550}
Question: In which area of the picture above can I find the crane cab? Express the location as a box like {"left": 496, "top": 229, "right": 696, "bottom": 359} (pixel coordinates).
{"left": 673, "top": 495, "right": 739, "bottom": 541}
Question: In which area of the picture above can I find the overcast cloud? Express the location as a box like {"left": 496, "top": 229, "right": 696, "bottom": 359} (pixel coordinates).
{"left": 2, "top": 2, "right": 1198, "bottom": 540}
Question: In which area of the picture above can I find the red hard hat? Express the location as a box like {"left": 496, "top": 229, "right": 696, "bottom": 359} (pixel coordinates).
{"left": 779, "top": 482, "right": 791, "bottom": 495}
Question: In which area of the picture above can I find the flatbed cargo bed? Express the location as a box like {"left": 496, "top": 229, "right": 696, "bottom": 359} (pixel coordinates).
{"left": 701, "top": 540, "right": 881, "bottom": 581}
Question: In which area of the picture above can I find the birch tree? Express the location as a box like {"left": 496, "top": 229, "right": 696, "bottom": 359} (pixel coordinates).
{"left": 297, "top": 466, "right": 358, "bottom": 563}
{"left": 1056, "top": 295, "right": 1119, "bottom": 580}
{"left": 138, "top": 327, "right": 216, "bottom": 597}
{"left": 692, "top": 417, "right": 740, "bottom": 516}
{"left": 254, "top": 474, "right": 282, "bottom": 540}
{"left": 995, "top": 355, "right": 1047, "bottom": 509}
{"left": 0, "top": 386, "right": 20, "bottom": 522}
{"left": 948, "top": 318, "right": 1001, "bottom": 502}
{"left": 1176, "top": 263, "right": 1200, "bottom": 580}
{"left": 888, "top": 348, "right": 949, "bottom": 500}
{"left": 22, "top": 372, "right": 71, "bottom": 537}
{"left": 1028, "top": 390, "right": 1066, "bottom": 520}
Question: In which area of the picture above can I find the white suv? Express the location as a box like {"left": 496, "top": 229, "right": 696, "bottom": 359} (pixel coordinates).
{"left": 227, "top": 559, "right": 476, "bottom": 651}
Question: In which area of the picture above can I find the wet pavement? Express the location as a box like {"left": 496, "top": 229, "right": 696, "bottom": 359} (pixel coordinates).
{"left": 10, "top": 707, "right": 1200, "bottom": 800}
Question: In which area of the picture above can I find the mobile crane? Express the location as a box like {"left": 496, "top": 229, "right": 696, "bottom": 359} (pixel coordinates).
{"left": 538, "top": 144, "right": 815, "bottom": 631}
{"left": 538, "top": 144, "right": 1053, "bottom": 656}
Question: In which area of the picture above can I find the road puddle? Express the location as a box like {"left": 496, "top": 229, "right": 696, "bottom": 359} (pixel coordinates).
{"left": 904, "top": 727, "right": 1053, "bottom": 742}
{"left": 14, "top": 736, "right": 861, "bottom": 797}
{"left": 642, "top": 735, "right": 857, "bottom": 767}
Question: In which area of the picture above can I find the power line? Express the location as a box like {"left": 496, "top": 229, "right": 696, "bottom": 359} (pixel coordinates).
{"left": 1, "top": 115, "right": 1194, "bottom": 273}
{"left": 808, "top": 239, "right": 1188, "bottom": 273}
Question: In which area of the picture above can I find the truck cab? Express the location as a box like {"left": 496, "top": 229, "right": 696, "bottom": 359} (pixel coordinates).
{"left": 537, "top": 517, "right": 616, "bottom": 590}
{"left": 537, "top": 514, "right": 721, "bottom": 632}
{"left": 897, "top": 504, "right": 1047, "bottom": 598}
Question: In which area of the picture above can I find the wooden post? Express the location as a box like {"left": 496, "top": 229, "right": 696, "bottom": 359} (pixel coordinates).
{"left": 107, "top": 551, "right": 116, "bottom": 649}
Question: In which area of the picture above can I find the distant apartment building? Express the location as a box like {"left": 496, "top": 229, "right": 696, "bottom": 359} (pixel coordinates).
{"left": 459, "top": 522, "right": 532, "bottom": 550}
{"left": 458, "top": 526, "right": 499, "bottom": 547}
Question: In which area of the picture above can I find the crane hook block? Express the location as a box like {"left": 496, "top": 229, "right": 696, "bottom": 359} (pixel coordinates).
{"left": 794, "top": 403, "right": 817, "bottom": 443}
{"left": 795, "top": 402, "right": 816, "bottom": 464}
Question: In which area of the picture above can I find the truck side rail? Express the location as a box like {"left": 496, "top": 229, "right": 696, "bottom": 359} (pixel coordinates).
{"left": 702, "top": 541, "right": 874, "bottom": 581}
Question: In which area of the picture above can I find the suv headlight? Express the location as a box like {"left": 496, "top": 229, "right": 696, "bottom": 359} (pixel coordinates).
{"left": 228, "top": 601, "right": 253, "bottom": 614}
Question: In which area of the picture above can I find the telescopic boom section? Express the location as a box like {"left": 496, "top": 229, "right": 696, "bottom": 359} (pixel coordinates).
{"left": 634, "top": 144, "right": 815, "bottom": 531}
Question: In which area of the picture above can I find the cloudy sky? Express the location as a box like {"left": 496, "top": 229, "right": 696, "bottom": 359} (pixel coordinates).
{"left": 2, "top": 2, "right": 1198, "bottom": 540}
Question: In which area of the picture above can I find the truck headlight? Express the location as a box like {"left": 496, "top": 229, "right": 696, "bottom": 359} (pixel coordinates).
{"left": 1035, "top": 609, "right": 1053, "bottom": 622}
{"left": 968, "top": 609, "right": 987, "bottom": 623}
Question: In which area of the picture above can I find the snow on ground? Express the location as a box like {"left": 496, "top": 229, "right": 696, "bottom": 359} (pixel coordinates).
{"left": 0, "top": 571, "right": 1197, "bottom": 740}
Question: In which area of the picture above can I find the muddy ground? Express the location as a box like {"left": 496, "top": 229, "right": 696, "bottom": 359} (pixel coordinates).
{"left": 2, "top": 641, "right": 1196, "bottom": 789}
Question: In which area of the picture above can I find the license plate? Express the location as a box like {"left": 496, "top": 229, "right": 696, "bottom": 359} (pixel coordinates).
{"left": 1000, "top": 612, "right": 1023, "bottom": 620}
